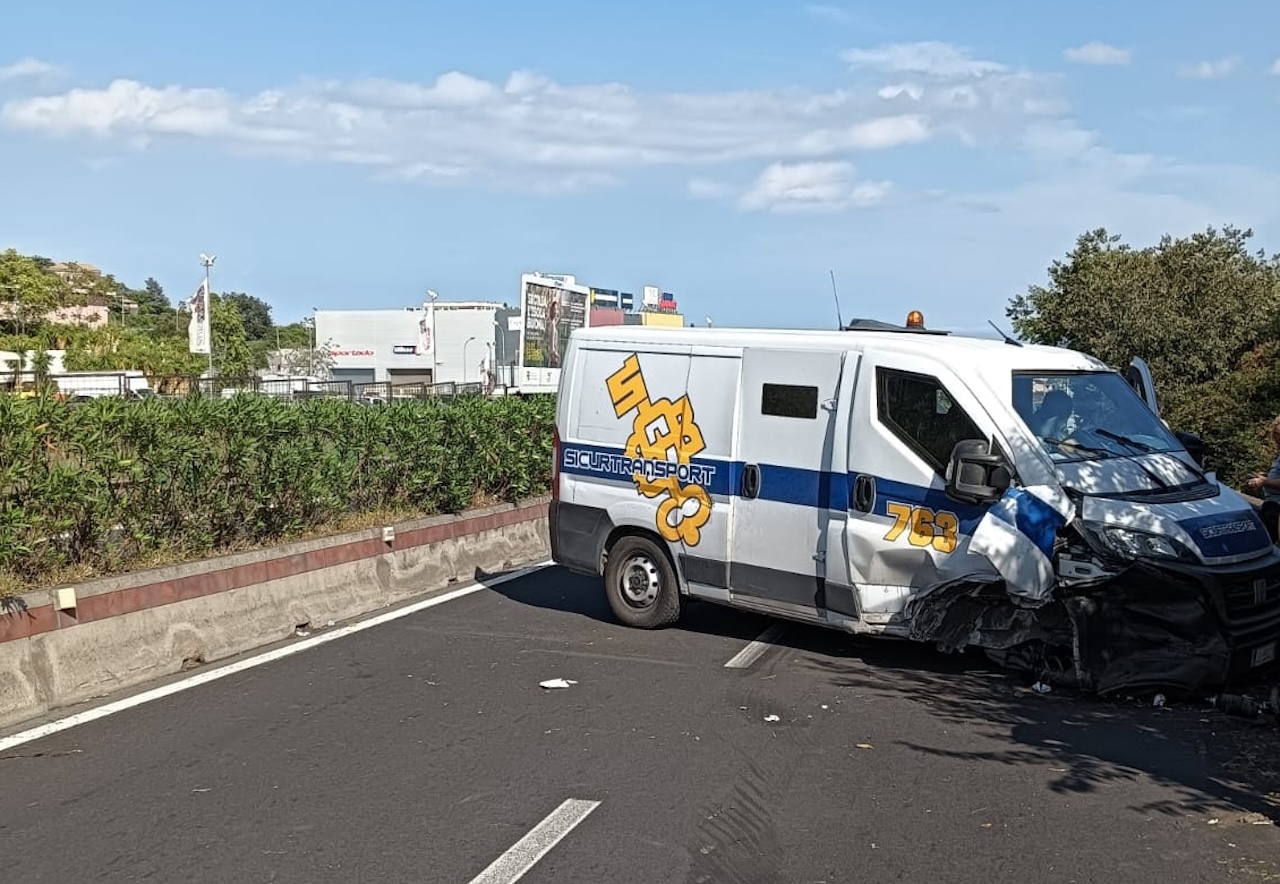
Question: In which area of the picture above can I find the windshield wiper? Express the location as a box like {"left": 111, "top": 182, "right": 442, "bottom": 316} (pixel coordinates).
{"left": 1093, "top": 428, "right": 1156, "bottom": 453}
{"left": 1042, "top": 437, "right": 1113, "bottom": 457}
{"left": 1092, "top": 428, "right": 1209, "bottom": 483}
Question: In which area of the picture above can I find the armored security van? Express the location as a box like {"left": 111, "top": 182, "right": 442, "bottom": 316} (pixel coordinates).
{"left": 549, "top": 316, "right": 1280, "bottom": 696}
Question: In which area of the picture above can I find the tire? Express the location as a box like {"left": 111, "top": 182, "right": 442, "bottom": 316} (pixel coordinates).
{"left": 603, "top": 534, "right": 683, "bottom": 629}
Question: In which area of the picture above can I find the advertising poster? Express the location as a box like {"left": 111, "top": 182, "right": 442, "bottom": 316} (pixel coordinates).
{"left": 517, "top": 274, "right": 590, "bottom": 392}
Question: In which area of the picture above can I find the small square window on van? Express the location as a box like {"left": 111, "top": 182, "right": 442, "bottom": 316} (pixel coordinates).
{"left": 761, "top": 383, "right": 818, "bottom": 419}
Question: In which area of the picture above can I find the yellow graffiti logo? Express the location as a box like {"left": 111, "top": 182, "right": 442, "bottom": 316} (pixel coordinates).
{"left": 606, "top": 354, "right": 712, "bottom": 546}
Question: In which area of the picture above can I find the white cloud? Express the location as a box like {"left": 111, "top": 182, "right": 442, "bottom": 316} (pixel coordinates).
{"left": 842, "top": 41, "right": 1007, "bottom": 78}
{"left": 802, "top": 4, "right": 888, "bottom": 33}
{"left": 1062, "top": 42, "right": 1131, "bottom": 66}
{"left": 804, "top": 5, "right": 857, "bottom": 25}
{"left": 877, "top": 82, "right": 924, "bottom": 101}
{"left": 0, "top": 58, "right": 65, "bottom": 81}
{"left": 738, "top": 161, "right": 891, "bottom": 213}
{"left": 1270, "top": 58, "right": 1280, "bottom": 75}
{"left": 687, "top": 178, "right": 734, "bottom": 200}
{"left": 0, "top": 52, "right": 1060, "bottom": 195}
{"left": 1178, "top": 56, "right": 1240, "bottom": 79}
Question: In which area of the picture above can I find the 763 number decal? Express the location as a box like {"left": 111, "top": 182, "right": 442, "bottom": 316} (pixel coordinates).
{"left": 883, "top": 502, "right": 959, "bottom": 554}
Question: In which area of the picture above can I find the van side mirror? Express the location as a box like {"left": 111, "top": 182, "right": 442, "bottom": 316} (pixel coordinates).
{"left": 1174, "top": 430, "right": 1205, "bottom": 467}
{"left": 945, "top": 439, "right": 1012, "bottom": 506}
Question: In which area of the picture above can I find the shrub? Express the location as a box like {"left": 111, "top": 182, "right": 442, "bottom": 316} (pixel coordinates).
{"left": 0, "top": 393, "right": 555, "bottom": 586}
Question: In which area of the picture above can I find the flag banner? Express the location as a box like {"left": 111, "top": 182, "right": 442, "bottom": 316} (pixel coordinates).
{"left": 188, "top": 280, "right": 211, "bottom": 355}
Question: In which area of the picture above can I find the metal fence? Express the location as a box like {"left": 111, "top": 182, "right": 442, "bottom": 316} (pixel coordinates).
{"left": 12, "top": 373, "right": 506, "bottom": 404}
{"left": 187, "top": 376, "right": 495, "bottom": 402}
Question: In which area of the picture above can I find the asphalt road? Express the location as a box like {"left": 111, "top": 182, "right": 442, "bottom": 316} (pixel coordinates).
{"left": 2, "top": 565, "right": 1278, "bottom": 883}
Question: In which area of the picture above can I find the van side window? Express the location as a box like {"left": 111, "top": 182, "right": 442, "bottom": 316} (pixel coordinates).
{"left": 876, "top": 368, "right": 983, "bottom": 473}
{"left": 761, "top": 383, "right": 818, "bottom": 419}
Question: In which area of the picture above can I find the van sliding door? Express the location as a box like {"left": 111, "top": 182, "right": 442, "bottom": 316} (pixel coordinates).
{"left": 726, "top": 347, "right": 848, "bottom": 616}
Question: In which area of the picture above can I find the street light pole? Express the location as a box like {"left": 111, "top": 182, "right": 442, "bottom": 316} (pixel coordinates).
{"left": 199, "top": 253, "right": 216, "bottom": 378}
{"left": 493, "top": 319, "right": 507, "bottom": 387}
{"left": 426, "top": 289, "right": 439, "bottom": 385}
{"left": 308, "top": 309, "right": 317, "bottom": 377}
{"left": 462, "top": 335, "right": 476, "bottom": 384}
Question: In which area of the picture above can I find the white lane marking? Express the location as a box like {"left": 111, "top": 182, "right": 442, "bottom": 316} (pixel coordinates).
{"left": 0, "top": 560, "right": 554, "bottom": 753}
{"left": 465, "top": 798, "right": 601, "bottom": 884}
{"left": 723, "top": 622, "right": 788, "bottom": 669}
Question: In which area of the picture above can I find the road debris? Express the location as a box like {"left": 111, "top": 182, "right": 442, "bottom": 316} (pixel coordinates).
{"left": 539, "top": 678, "right": 577, "bottom": 690}
{"left": 764, "top": 714, "right": 781, "bottom": 723}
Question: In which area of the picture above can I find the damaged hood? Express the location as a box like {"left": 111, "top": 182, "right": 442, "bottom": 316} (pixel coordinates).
{"left": 1078, "top": 491, "right": 1273, "bottom": 566}
{"left": 1053, "top": 450, "right": 1207, "bottom": 497}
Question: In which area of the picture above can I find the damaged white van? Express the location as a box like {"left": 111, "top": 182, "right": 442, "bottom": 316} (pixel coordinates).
{"left": 549, "top": 316, "right": 1280, "bottom": 697}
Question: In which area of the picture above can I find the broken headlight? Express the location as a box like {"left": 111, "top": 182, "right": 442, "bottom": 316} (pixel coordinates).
{"left": 1078, "top": 521, "right": 1196, "bottom": 563}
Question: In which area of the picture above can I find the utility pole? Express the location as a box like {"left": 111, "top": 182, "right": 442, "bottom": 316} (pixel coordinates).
{"left": 199, "top": 253, "right": 216, "bottom": 378}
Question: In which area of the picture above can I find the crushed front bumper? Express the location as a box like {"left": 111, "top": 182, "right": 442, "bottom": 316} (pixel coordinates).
{"left": 1063, "top": 553, "right": 1280, "bottom": 697}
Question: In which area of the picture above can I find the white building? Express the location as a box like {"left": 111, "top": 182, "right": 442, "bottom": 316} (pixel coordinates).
{"left": 316, "top": 301, "right": 501, "bottom": 387}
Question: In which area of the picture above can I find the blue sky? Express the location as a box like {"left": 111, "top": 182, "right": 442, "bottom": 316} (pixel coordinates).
{"left": 2, "top": 0, "right": 1279, "bottom": 331}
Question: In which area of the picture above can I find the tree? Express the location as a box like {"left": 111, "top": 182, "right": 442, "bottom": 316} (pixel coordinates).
{"left": 136, "top": 277, "right": 171, "bottom": 314}
{"left": 210, "top": 294, "right": 257, "bottom": 379}
{"left": 0, "top": 249, "right": 69, "bottom": 333}
{"left": 1007, "top": 226, "right": 1280, "bottom": 410}
{"left": 1008, "top": 225, "right": 1280, "bottom": 483}
{"left": 271, "top": 338, "right": 336, "bottom": 377}
{"left": 219, "top": 292, "right": 274, "bottom": 342}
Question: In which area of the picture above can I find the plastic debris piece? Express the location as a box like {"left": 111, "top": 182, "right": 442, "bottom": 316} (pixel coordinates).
{"left": 856, "top": 743, "right": 874, "bottom": 750}
{"left": 1031, "top": 681, "right": 1051, "bottom": 694}
{"left": 1153, "top": 693, "right": 1166, "bottom": 708}
{"left": 539, "top": 678, "right": 578, "bottom": 689}
{"left": 764, "top": 714, "right": 781, "bottom": 722}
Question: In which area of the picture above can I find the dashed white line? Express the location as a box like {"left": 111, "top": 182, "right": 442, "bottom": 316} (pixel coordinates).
{"left": 0, "top": 560, "right": 554, "bottom": 754}
{"left": 464, "top": 798, "right": 601, "bottom": 884}
{"left": 723, "top": 622, "right": 788, "bottom": 669}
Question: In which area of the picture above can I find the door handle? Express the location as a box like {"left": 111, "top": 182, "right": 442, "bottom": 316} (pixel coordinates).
{"left": 852, "top": 474, "right": 875, "bottom": 513}
{"left": 741, "top": 464, "right": 761, "bottom": 500}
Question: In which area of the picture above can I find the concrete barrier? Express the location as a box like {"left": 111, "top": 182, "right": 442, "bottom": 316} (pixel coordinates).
{"left": 0, "top": 496, "right": 551, "bottom": 731}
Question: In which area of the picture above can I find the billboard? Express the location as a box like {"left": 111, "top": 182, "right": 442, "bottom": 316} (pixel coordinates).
{"left": 517, "top": 273, "right": 590, "bottom": 392}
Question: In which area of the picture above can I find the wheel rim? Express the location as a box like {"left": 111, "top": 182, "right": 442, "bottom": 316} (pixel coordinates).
{"left": 617, "top": 553, "right": 661, "bottom": 609}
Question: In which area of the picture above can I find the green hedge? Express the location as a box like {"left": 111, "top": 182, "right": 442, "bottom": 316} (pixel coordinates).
{"left": 0, "top": 393, "right": 555, "bottom": 586}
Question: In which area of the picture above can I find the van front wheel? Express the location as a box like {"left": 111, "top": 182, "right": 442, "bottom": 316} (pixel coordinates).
{"left": 604, "top": 535, "right": 682, "bottom": 629}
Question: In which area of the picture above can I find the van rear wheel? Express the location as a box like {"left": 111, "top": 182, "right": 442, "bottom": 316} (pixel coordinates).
{"left": 604, "top": 535, "right": 682, "bottom": 629}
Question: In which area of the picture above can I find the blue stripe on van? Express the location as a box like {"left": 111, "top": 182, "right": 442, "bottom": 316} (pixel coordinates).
{"left": 559, "top": 443, "right": 736, "bottom": 497}
{"left": 559, "top": 442, "right": 990, "bottom": 529}
{"left": 870, "top": 477, "right": 989, "bottom": 534}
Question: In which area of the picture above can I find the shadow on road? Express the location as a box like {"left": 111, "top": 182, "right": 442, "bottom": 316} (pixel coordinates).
{"left": 486, "top": 565, "right": 1280, "bottom": 827}
{"left": 794, "top": 630, "right": 1280, "bottom": 823}
{"left": 479, "top": 563, "right": 777, "bottom": 644}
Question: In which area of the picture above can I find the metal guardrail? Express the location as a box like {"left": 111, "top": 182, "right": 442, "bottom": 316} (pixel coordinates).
{"left": 7, "top": 372, "right": 538, "bottom": 404}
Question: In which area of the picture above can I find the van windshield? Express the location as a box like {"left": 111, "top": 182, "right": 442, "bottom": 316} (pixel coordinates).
{"left": 1012, "top": 371, "right": 1183, "bottom": 462}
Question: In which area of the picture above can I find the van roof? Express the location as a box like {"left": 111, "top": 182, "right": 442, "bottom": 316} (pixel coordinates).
{"left": 569, "top": 324, "right": 1112, "bottom": 375}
